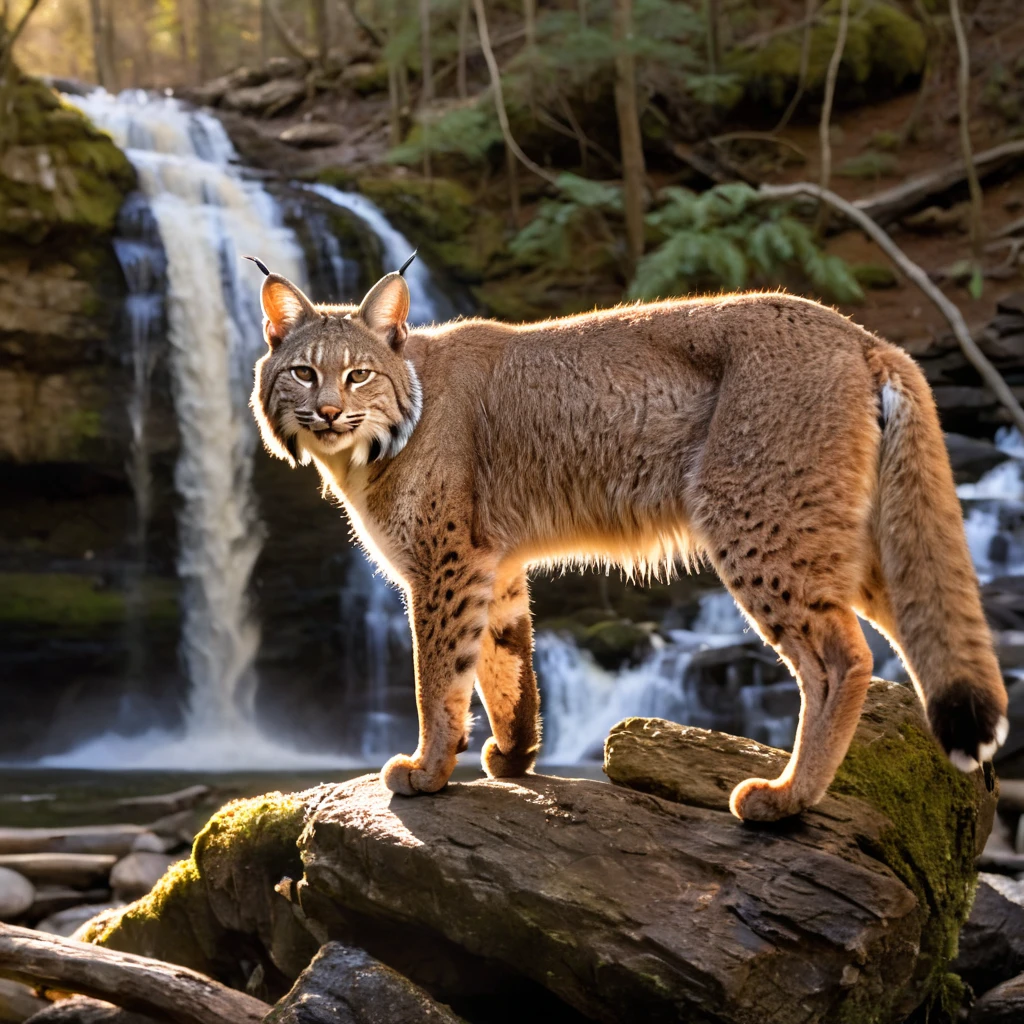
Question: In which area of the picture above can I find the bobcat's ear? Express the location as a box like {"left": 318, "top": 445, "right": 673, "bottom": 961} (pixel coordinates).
{"left": 261, "top": 274, "right": 316, "bottom": 347}
{"left": 356, "top": 272, "right": 410, "bottom": 352}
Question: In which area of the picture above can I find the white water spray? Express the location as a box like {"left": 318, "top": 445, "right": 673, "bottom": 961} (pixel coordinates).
{"left": 49, "top": 90, "right": 321, "bottom": 767}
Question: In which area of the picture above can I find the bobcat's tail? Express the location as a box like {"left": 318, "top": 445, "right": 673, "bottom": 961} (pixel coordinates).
{"left": 868, "top": 340, "right": 1008, "bottom": 770}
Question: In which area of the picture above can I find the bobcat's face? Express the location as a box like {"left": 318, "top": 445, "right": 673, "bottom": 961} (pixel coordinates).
{"left": 252, "top": 270, "right": 421, "bottom": 468}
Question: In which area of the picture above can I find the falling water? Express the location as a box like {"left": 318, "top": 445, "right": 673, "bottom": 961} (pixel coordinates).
{"left": 305, "top": 183, "right": 456, "bottom": 325}
{"left": 47, "top": 90, "right": 318, "bottom": 767}
{"left": 113, "top": 192, "right": 165, "bottom": 700}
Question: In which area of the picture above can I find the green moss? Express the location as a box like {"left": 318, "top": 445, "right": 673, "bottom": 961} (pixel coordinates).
{"left": 86, "top": 792, "right": 307, "bottom": 981}
{"left": 0, "top": 70, "right": 135, "bottom": 245}
{"left": 830, "top": 719, "right": 984, "bottom": 1023}
{"left": 838, "top": 152, "right": 900, "bottom": 179}
{"left": 0, "top": 572, "right": 178, "bottom": 628}
{"left": 852, "top": 262, "right": 898, "bottom": 289}
{"left": 355, "top": 175, "right": 506, "bottom": 282}
{"left": 729, "top": 0, "right": 926, "bottom": 109}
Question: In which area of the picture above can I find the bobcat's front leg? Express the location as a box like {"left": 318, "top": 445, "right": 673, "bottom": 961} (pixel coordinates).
{"left": 476, "top": 571, "right": 541, "bottom": 778}
{"left": 381, "top": 535, "right": 495, "bottom": 796}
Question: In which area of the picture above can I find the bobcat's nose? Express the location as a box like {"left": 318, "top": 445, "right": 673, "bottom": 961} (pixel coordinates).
{"left": 319, "top": 405, "right": 342, "bottom": 423}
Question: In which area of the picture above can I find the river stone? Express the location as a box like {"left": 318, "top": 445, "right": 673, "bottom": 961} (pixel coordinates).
{"left": 300, "top": 681, "right": 994, "bottom": 1024}
{"left": 265, "top": 942, "right": 466, "bottom": 1023}
{"left": 109, "top": 853, "right": 180, "bottom": 902}
{"left": 37, "top": 903, "right": 122, "bottom": 938}
{"left": 221, "top": 79, "right": 305, "bottom": 116}
{"left": 0, "top": 978, "right": 47, "bottom": 1022}
{"left": 279, "top": 123, "right": 344, "bottom": 148}
{"left": 955, "top": 874, "right": 1024, "bottom": 996}
{"left": 0, "top": 868, "right": 34, "bottom": 922}
{"left": 969, "top": 972, "right": 1024, "bottom": 1023}
{"left": 0, "top": 856, "right": 114, "bottom": 889}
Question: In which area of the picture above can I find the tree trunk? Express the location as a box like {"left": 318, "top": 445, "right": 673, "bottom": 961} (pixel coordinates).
{"left": 612, "top": 0, "right": 647, "bottom": 271}
{"left": 260, "top": 0, "right": 271, "bottom": 63}
{"left": 456, "top": 0, "right": 469, "bottom": 99}
{"left": 88, "top": 0, "right": 116, "bottom": 90}
{"left": 196, "top": 0, "right": 213, "bottom": 84}
{"left": 523, "top": 0, "right": 536, "bottom": 107}
{"left": 950, "top": 0, "right": 984, "bottom": 293}
{"left": 419, "top": 0, "right": 432, "bottom": 178}
{"left": 311, "top": 0, "right": 329, "bottom": 67}
{"left": 815, "top": 0, "right": 849, "bottom": 237}
{"left": 705, "top": 0, "right": 719, "bottom": 74}
{"left": 176, "top": 0, "right": 190, "bottom": 84}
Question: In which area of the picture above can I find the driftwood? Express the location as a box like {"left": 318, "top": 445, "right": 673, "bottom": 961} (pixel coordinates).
{"left": 760, "top": 181, "right": 1024, "bottom": 435}
{"left": 855, "top": 139, "right": 1024, "bottom": 225}
{"left": 0, "top": 857, "right": 114, "bottom": 889}
{"left": 0, "top": 924, "right": 269, "bottom": 1024}
{"left": 0, "top": 828, "right": 145, "bottom": 858}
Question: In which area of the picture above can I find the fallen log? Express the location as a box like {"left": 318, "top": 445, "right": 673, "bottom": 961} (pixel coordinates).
{"left": 0, "top": 924, "right": 269, "bottom": 1024}
{"left": 855, "top": 139, "right": 1024, "bottom": 225}
{"left": 0, "top": 857, "right": 114, "bottom": 890}
{"left": 0, "top": 829, "right": 145, "bottom": 858}
{"left": 23, "top": 994, "right": 159, "bottom": 1022}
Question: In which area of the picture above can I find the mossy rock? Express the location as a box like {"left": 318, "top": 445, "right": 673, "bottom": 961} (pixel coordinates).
{"left": 0, "top": 71, "right": 135, "bottom": 245}
{"left": 604, "top": 680, "right": 997, "bottom": 1024}
{"left": 80, "top": 791, "right": 319, "bottom": 990}
{"left": 729, "top": 0, "right": 926, "bottom": 109}
{"left": 538, "top": 612, "right": 654, "bottom": 668}
{"left": 853, "top": 262, "right": 899, "bottom": 289}
{"left": 0, "top": 572, "right": 178, "bottom": 632}
{"left": 350, "top": 174, "right": 506, "bottom": 284}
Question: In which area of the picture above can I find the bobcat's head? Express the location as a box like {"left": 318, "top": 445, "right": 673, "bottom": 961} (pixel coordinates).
{"left": 252, "top": 269, "right": 421, "bottom": 469}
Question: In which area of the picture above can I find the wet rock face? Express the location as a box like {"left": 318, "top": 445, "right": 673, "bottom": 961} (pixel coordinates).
{"left": 266, "top": 943, "right": 466, "bottom": 1024}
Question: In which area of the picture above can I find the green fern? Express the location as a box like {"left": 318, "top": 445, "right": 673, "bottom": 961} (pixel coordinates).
{"left": 387, "top": 103, "right": 502, "bottom": 167}
{"left": 629, "top": 184, "right": 863, "bottom": 303}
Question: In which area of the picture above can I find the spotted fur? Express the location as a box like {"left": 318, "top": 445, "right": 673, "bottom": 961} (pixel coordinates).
{"left": 252, "top": 271, "right": 1009, "bottom": 821}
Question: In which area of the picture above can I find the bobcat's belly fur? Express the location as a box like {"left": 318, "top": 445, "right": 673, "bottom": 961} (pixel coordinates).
{"left": 252, "top": 268, "right": 1008, "bottom": 821}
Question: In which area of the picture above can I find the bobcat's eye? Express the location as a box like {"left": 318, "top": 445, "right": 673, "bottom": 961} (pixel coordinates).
{"left": 291, "top": 366, "right": 316, "bottom": 386}
{"left": 348, "top": 368, "right": 373, "bottom": 385}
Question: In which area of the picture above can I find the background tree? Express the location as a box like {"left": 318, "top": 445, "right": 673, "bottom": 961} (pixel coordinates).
{"left": 612, "top": 0, "right": 646, "bottom": 271}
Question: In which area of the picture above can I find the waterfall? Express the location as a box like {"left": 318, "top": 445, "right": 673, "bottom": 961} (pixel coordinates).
{"left": 305, "top": 183, "right": 455, "bottom": 325}
{"left": 536, "top": 591, "right": 800, "bottom": 762}
{"left": 45, "top": 90, "right": 326, "bottom": 768}
{"left": 113, "top": 192, "right": 165, "bottom": 706}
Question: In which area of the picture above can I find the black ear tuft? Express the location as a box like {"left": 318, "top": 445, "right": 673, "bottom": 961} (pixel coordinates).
{"left": 244, "top": 255, "right": 271, "bottom": 276}
{"left": 398, "top": 251, "right": 418, "bottom": 277}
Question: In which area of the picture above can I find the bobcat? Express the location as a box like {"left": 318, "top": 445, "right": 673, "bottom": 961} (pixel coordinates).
{"left": 251, "top": 262, "right": 1008, "bottom": 821}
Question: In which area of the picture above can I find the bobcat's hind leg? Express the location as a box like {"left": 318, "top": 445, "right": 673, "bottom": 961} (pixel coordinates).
{"left": 476, "top": 571, "right": 541, "bottom": 778}
{"left": 730, "top": 606, "right": 872, "bottom": 820}
{"left": 703, "top": 521, "right": 874, "bottom": 820}
{"left": 382, "top": 533, "right": 495, "bottom": 797}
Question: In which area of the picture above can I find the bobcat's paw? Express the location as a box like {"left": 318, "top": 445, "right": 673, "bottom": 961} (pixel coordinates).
{"left": 481, "top": 736, "right": 537, "bottom": 779}
{"left": 729, "top": 777, "right": 804, "bottom": 822}
{"left": 381, "top": 754, "right": 451, "bottom": 796}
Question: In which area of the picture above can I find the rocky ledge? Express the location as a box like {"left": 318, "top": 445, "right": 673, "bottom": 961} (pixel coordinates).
{"left": 4, "top": 680, "right": 979, "bottom": 1024}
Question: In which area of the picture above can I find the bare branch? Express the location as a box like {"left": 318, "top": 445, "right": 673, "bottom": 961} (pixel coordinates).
{"left": 471, "top": 0, "right": 559, "bottom": 186}
{"left": 816, "top": 0, "right": 849, "bottom": 236}
{"left": 950, "top": 0, "right": 984, "bottom": 279}
{"left": 0, "top": 924, "right": 270, "bottom": 1024}
{"left": 338, "top": 0, "right": 384, "bottom": 49}
{"left": 760, "top": 181, "right": 1024, "bottom": 435}
{"left": 773, "top": 0, "right": 817, "bottom": 133}
{"left": 266, "top": 0, "right": 314, "bottom": 64}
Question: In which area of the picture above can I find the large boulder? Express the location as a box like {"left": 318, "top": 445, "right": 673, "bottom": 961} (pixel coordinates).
{"left": 81, "top": 682, "right": 994, "bottom": 1024}
{"left": 954, "top": 874, "right": 1024, "bottom": 997}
